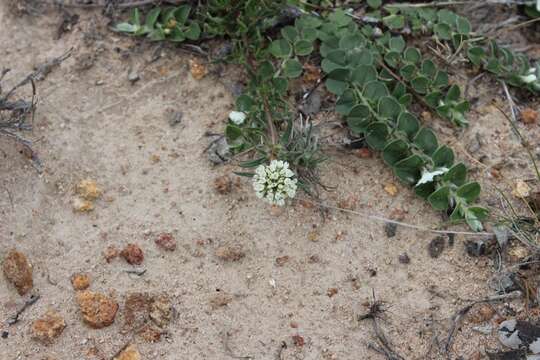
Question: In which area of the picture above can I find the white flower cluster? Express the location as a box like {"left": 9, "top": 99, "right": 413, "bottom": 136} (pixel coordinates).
{"left": 520, "top": 68, "right": 538, "bottom": 84}
{"left": 252, "top": 160, "right": 297, "bottom": 206}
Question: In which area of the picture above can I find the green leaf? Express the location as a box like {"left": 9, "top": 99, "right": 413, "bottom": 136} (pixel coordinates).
{"left": 467, "top": 47, "right": 486, "bottom": 66}
{"left": 351, "top": 65, "right": 377, "bottom": 86}
{"left": 347, "top": 104, "right": 372, "bottom": 133}
{"left": 366, "top": 122, "right": 389, "bottom": 150}
{"left": 434, "top": 23, "right": 452, "bottom": 40}
{"left": 367, "top": 0, "right": 382, "bottom": 9}
{"left": 116, "top": 22, "right": 138, "bottom": 33}
{"left": 384, "top": 51, "right": 401, "bottom": 68}
{"left": 283, "top": 59, "right": 303, "bottom": 78}
{"left": 281, "top": 26, "right": 298, "bottom": 43}
{"left": 392, "top": 83, "right": 407, "bottom": 99}
{"left": 415, "top": 182, "right": 436, "bottom": 199}
{"left": 336, "top": 90, "right": 355, "bottom": 115}
{"left": 325, "top": 78, "right": 348, "bottom": 95}
{"left": 270, "top": 39, "right": 292, "bottom": 58}
{"left": 432, "top": 71, "right": 449, "bottom": 88}
{"left": 236, "top": 95, "right": 254, "bottom": 112}
{"left": 295, "top": 40, "right": 314, "bottom": 56}
{"left": 398, "top": 94, "right": 413, "bottom": 106}
{"left": 225, "top": 124, "right": 242, "bottom": 141}
{"left": 411, "top": 76, "right": 430, "bottom": 94}
{"left": 464, "top": 206, "right": 489, "bottom": 231}
{"left": 389, "top": 36, "right": 406, "bottom": 53}
{"left": 383, "top": 139, "right": 409, "bottom": 166}
{"left": 394, "top": 155, "right": 424, "bottom": 185}
{"left": 184, "top": 22, "right": 201, "bottom": 40}
{"left": 404, "top": 47, "right": 421, "bottom": 64}
{"left": 328, "top": 9, "right": 353, "bottom": 27}
{"left": 170, "top": 27, "right": 186, "bottom": 42}
{"left": 399, "top": 64, "right": 417, "bottom": 81}
{"left": 414, "top": 127, "right": 438, "bottom": 155}
{"left": 425, "top": 91, "right": 442, "bottom": 108}
{"left": 273, "top": 77, "right": 289, "bottom": 96}
{"left": 145, "top": 8, "right": 161, "bottom": 28}
{"left": 339, "top": 34, "right": 363, "bottom": 50}
{"left": 443, "top": 163, "right": 467, "bottom": 186}
{"left": 456, "top": 16, "right": 471, "bottom": 35}
{"left": 325, "top": 49, "right": 348, "bottom": 66}
{"left": 421, "top": 59, "right": 437, "bottom": 78}
{"left": 321, "top": 59, "right": 344, "bottom": 73}
{"left": 378, "top": 96, "right": 401, "bottom": 119}
{"left": 432, "top": 145, "right": 455, "bottom": 168}
{"left": 383, "top": 15, "right": 405, "bottom": 30}
{"left": 428, "top": 186, "right": 450, "bottom": 210}
{"left": 456, "top": 182, "right": 481, "bottom": 203}
{"left": 397, "top": 112, "right": 420, "bottom": 138}
{"left": 437, "top": 9, "right": 457, "bottom": 25}
{"left": 173, "top": 5, "right": 191, "bottom": 24}
{"left": 131, "top": 8, "right": 141, "bottom": 26}
{"left": 356, "top": 51, "right": 374, "bottom": 66}
{"left": 258, "top": 61, "right": 274, "bottom": 81}
{"left": 363, "top": 81, "right": 389, "bottom": 101}
{"left": 445, "top": 84, "right": 461, "bottom": 102}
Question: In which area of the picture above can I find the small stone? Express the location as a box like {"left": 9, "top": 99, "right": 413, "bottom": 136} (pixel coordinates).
{"left": 113, "top": 344, "right": 141, "bottom": 360}
{"left": 384, "top": 183, "right": 398, "bottom": 196}
{"left": 214, "top": 175, "right": 233, "bottom": 195}
{"left": 76, "top": 179, "right": 102, "bottom": 200}
{"left": 292, "top": 334, "right": 305, "bottom": 347}
{"left": 71, "top": 273, "right": 90, "bottom": 291}
{"left": 207, "top": 137, "right": 231, "bottom": 165}
{"left": 123, "top": 293, "right": 152, "bottom": 331}
{"left": 512, "top": 180, "right": 531, "bottom": 198}
{"left": 168, "top": 111, "right": 183, "bottom": 127}
{"left": 355, "top": 148, "right": 373, "bottom": 158}
{"left": 155, "top": 233, "right": 177, "bottom": 251}
{"left": 210, "top": 293, "right": 233, "bottom": 309}
{"left": 149, "top": 295, "right": 172, "bottom": 328}
{"left": 128, "top": 71, "right": 140, "bottom": 83}
{"left": 120, "top": 244, "right": 144, "bottom": 265}
{"left": 139, "top": 325, "right": 162, "bottom": 342}
{"left": 76, "top": 291, "right": 118, "bottom": 328}
{"left": 398, "top": 253, "right": 410, "bottom": 264}
{"left": 384, "top": 222, "right": 397, "bottom": 238}
{"left": 31, "top": 310, "right": 66, "bottom": 344}
{"left": 327, "top": 288, "right": 338, "bottom": 297}
{"left": 275, "top": 256, "right": 290, "bottom": 267}
{"left": 103, "top": 245, "right": 119, "bottom": 263}
{"left": 189, "top": 58, "right": 207, "bottom": 80}
{"left": 72, "top": 197, "right": 94, "bottom": 212}
{"left": 428, "top": 236, "right": 445, "bottom": 258}
{"left": 468, "top": 304, "right": 496, "bottom": 324}
{"left": 215, "top": 244, "right": 245, "bottom": 262}
{"left": 3, "top": 250, "right": 33, "bottom": 295}
{"left": 521, "top": 108, "right": 538, "bottom": 124}
{"left": 465, "top": 239, "right": 486, "bottom": 257}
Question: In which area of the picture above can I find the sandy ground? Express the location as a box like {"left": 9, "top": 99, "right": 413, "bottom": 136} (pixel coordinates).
{"left": 1, "top": 3, "right": 539, "bottom": 360}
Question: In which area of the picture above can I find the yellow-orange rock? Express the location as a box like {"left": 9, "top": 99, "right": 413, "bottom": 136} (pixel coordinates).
{"left": 76, "top": 291, "right": 118, "bottom": 328}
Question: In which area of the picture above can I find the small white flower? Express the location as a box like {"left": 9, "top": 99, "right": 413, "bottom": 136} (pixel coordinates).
{"left": 229, "top": 111, "right": 247, "bottom": 125}
{"left": 252, "top": 160, "right": 298, "bottom": 206}
{"left": 520, "top": 74, "right": 537, "bottom": 84}
{"left": 416, "top": 167, "right": 449, "bottom": 186}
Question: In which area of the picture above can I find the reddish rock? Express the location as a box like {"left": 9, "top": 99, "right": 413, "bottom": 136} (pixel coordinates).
{"left": 214, "top": 175, "right": 233, "bottom": 194}
{"left": 71, "top": 273, "right": 90, "bottom": 291}
{"left": 120, "top": 244, "right": 144, "bottom": 265}
{"left": 3, "top": 250, "right": 33, "bottom": 295}
{"left": 215, "top": 244, "right": 245, "bottom": 262}
{"left": 113, "top": 344, "right": 141, "bottom": 360}
{"left": 31, "top": 310, "right": 66, "bottom": 344}
{"left": 123, "top": 293, "right": 152, "bottom": 331}
{"left": 292, "top": 334, "right": 305, "bottom": 347}
{"left": 76, "top": 291, "right": 118, "bottom": 328}
{"left": 155, "top": 233, "right": 177, "bottom": 251}
{"left": 103, "top": 245, "right": 119, "bottom": 263}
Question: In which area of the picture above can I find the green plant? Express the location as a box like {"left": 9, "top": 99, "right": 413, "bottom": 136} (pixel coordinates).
{"left": 116, "top": 6, "right": 200, "bottom": 42}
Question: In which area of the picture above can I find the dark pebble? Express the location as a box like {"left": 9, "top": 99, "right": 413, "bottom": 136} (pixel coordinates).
{"left": 1, "top": 331, "right": 8, "bottom": 339}
{"left": 465, "top": 239, "right": 486, "bottom": 257}
{"left": 428, "top": 236, "right": 445, "bottom": 258}
{"left": 398, "top": 253, "right": 410, "bottom": 264}
{"left": 384, "top": 222, "right": 397, "bottom": 238}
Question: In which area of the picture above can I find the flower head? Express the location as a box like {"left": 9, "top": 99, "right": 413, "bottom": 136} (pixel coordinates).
{"left": 229, "top": 111, "right": 247, "bottom": 125}
{"left": 252, "top": 160, "right": 297, "bottom": 206}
